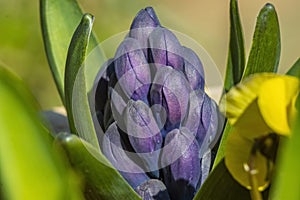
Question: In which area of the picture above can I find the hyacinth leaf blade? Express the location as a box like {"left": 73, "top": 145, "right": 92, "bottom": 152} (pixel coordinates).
{"left": 286, "top": 58, "right": 300, "bottom": 77}
{"left": 213, "top": 2, "right": 281, "bottom": 168}
{"left": 63, "top": 13, "right": 100, "bottom": 150}
{"left": 40, "top": 0, "right": 100, "bottom": 103}
{"left": 0, "top": 66, "right": 83, "bottom": 200}
{"left": 224, "top": 0, "right": 245, "bottom": 92}
{"left": 56, "top": 132, "right": 142, "bottom": 200}
{"left": 64, "top": 13, "right": 92, "bottom": 135}
{"left": 243, "top": 3, "right": 280, "bottom": 77}
{"left": 214, "top": 0, "right": 245, "bottom": 168}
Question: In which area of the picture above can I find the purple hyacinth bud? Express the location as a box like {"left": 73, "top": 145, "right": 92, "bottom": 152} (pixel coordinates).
{"left": 161, "top": 128, "right": 201, "bottom": 200}
{"left": 150, "top": 67, "right": 190, "bottom": 136}
{"left": 148, "top": 27, "right": 184, "bottom": 71}
{"left": 93, "top": 7, "right": 220, "bottom": 199}
{"left": 101, "top": 122, "right": 150, "bottom": 189}
{"left": 114, "top": 37, "right": 151, "bottom": 102}
{"left": 136, "top": 179, "right": 170, "bottom": 200}
{"left": 182, "top": 89, "right": 219, "bottom": 156}
{"left": 124, "top": 100, "right": 162, "bottom": 178}
{"left": 182, "top": 47, "right": 205, "bottom": 90}
{"left": 129, "top": 7, "right": 161, "bottom": 52}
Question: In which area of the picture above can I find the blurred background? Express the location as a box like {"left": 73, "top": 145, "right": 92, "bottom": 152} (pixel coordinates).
{"left": 0, "top": 0, "right": 299, "bottom": 109}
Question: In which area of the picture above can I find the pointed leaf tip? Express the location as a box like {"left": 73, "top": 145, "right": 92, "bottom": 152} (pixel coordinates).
{"left": 243, "top": 2, "right": 280, "bottom": 77}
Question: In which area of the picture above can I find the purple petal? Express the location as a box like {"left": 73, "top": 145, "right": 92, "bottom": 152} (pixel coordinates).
{"left": 182, "top": 47, "right": 205, "bottom": 90}
{"left": 182, "top": 90, "right": 219, "bottom": 157}
{"left": 148, "top": 27, "right": 184, "bottom": 71}
{"left": 136, "top": 179, "right": 170, "bottom": 200}
{"left": 124, "top": 100, "right": 162, "bottom": 177}
{"left": 150, "top": 67, "right": 190, "bottom": 136}
{"left": 161, "top": 128, "right": 201, "bottom": 200}
{"left": 114, "top": 38, "right": 151, "bottom": 102}
{"left": 101, "top": 122, "right": 150, "bottom": 189}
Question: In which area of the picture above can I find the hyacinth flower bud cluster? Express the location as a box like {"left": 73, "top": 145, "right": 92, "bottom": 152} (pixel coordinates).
{"left": 93, "top": 7, "right": 219, "bottom": 200}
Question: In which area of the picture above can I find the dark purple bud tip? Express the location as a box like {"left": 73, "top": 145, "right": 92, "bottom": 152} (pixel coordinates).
{"left": 101, "top": 122, "right": 150, "bottom": 189}
{"left": 161, "top": 128, "right": 201, "bottom": 200}
{"left": 124, "top": 100, "right": 162, "bottom": 177}
{"left": 136, "top": 179, "right": 170, "bottom": 200}
{"left": 150, "top": 67, "right": 190, "bottom": 135}
{"left": 182, "top": 47, "right": 205, "bottom": 90}
{"left": 129, "top": 7, "right": 161, "bottom": 54}
{"left": 130, "top": 7, "right": 161, "bottom": 30}
{"left": 114, "top": 38, "right": 151, "bottom": 101}
{"left": 148, "top": 27, "right": 184, "bottom": 71}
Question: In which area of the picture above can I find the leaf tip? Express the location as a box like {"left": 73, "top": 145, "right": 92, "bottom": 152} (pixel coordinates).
{"left": 83, "top": 13, "right": 94, "bottom": 24}
{"left": 264, "top": 3, "right": 275, "bottom": 10}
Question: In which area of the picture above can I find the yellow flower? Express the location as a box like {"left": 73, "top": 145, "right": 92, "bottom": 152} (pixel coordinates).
{"left": 221, "top": 73, "right": 299, "bottom": 191}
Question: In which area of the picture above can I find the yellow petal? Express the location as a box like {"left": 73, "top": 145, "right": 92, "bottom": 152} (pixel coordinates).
{"left": 258, "top": 76, "right": 299, "bottom": 136}
{"left": 221, "top": 73, "right": 276, "bottom": 125}
{"left": 225, "top": 127, "right": 272, "bottom": 191}
{"left": 234, "top": 100, "right": 272, "bottom": 139}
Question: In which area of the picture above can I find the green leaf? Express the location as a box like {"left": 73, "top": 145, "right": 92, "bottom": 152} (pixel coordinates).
{"left": 56, "top": 132, "right": 141, "bottom": 200}
{"left": 286, "top": 58, "right": 300, "bottom": 77}
{"left": 64, "top": 14, "right": 100, "bottom": 150}
{"left": 224, "top": 0, "right": 245, "bottom": 92}
{"left": 40, "top": 0, "right": 99, "bottom": 103}
{"left": 194, "top": 159, "right": 252, "bottom": 200}
{"left": 0, "top": 66, "right": 83, "bottom": 200}
{"left": 214, "top": 3, "right": 281, "bottom": 168}
{"left": 270, "top": 75, "right": 300, "bottom": 200}
{"left": 243, "top": 3, "right": 280, "bottom": 77}
{"left": 215, "top": 0, "right": 245, "bottom": 168}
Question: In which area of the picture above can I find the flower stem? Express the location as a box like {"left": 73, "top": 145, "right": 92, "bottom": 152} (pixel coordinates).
{"left": 248, "top": 166, "right": 263, "bottom": 200}
{"left": 246, "top": 143, "right": 263, "bottom": 200}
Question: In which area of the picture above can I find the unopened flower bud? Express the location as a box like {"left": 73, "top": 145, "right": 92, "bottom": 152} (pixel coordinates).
{"left": 114, "top": 38, "right": 151, "bottom": 102}
{"left": 161, "top": 128, "right": 201, "bottom": 200}
{"left": 148, "top": 27, "right": 184, "bottom": 71}
{"left": 129, "top": 7, "right": 161, "bottom": 52}
{"left": 150, "top": 67, "right": 190, "bottom": 136}
{"left": 124, "top": 100, "right": 162, "bottom": 178}
{"left": 182, "top": 47, "right": 205, "bottom": 90}
{"left": 101, "top": 122, "right": 150, "bottom": 189}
